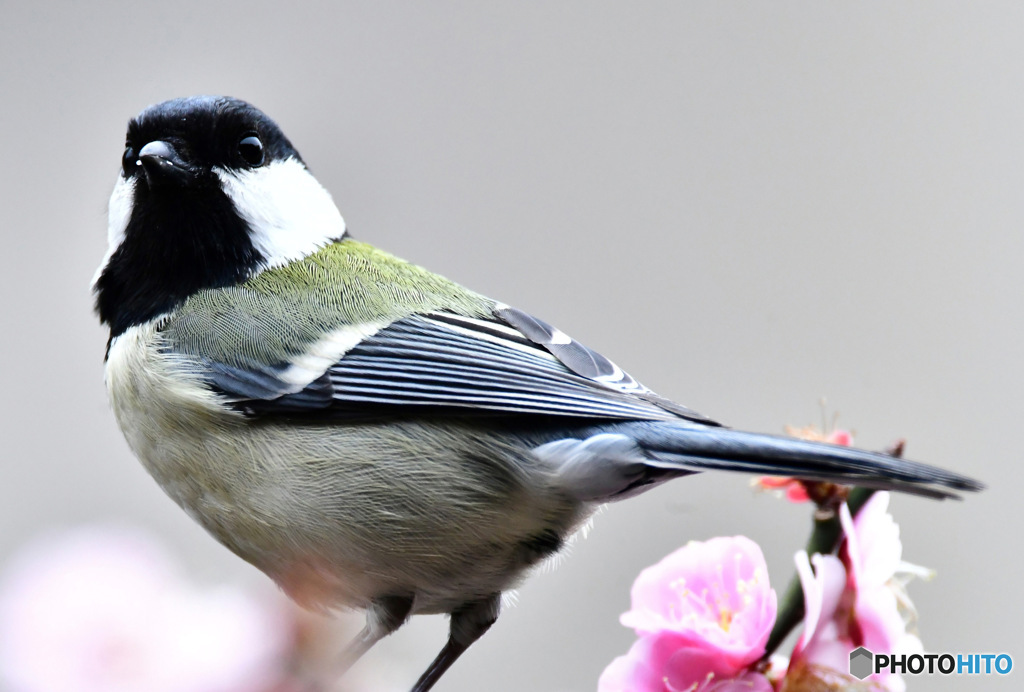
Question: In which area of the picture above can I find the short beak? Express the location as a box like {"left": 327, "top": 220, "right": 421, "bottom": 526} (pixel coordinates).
{"left": 137, "top": 141, "right": 196, "bottom": 187}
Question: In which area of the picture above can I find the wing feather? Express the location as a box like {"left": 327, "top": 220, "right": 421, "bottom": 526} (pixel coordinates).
{"left": 186, "top": 306, "right": 717, "bottom": 425}
{"left": 318, "top": 315, "right": 681, "bottom": 420}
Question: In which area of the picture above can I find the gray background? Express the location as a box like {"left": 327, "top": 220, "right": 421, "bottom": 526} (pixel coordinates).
{"left": 1, "top": 2, "right": 1020, "bottom": 690}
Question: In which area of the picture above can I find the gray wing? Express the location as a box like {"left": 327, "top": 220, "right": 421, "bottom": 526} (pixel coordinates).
{"left": 200, "top": 306, "right": 719, "bottom": 425}
{"left": 492, "top": 305, "right": 716, "bottom": 423}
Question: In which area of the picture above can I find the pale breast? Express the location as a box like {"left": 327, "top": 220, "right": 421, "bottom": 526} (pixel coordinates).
{"left": 104, "top": 320, "right": 589, "bottom": 613}
{"left": 105, "top": 320, "right": 264, "bottom": 549}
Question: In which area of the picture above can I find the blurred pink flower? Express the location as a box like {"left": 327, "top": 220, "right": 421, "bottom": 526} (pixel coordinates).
{"left": 0, "top": 526, "right": 294, "bottom": 692}
{"left": 600, "top": 536, "right": 777, "bottom": 692}
{"left": 755, "top": 476, "right": 810, "bottom": 503}
{"left": 786, "top": 493, "right": 925, "bottom": 691}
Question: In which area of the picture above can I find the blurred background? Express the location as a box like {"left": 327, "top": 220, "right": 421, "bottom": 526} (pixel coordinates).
{"left": 1, "top": 2, "right": 1020, "bottom": 690}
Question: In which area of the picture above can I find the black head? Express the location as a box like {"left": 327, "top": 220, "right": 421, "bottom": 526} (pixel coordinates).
{"left": 121, "top": 96, "right": 303, "bottom": 188}
{"left": 93, "top": 96, "right": 341, "bottom": 340}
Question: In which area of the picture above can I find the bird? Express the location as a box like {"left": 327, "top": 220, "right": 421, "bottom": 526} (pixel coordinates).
{"left": 93, "top": 96, "right": 981, "bottom": 692}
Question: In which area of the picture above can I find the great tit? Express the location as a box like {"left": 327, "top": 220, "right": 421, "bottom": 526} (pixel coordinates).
{"left": 93, "top": 96, "right": 981, "bottom": 692}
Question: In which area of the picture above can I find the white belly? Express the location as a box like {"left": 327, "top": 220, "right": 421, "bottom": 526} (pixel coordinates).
{"left": 105, "top": 321, "right": 587, "bottom": 613}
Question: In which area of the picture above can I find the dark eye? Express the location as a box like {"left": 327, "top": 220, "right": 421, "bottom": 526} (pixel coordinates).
{"left": 238, "top": 135, "right": 265, "bottom": 166}
{"left": 122, "top": 145, "right": 136, "bottom": 175}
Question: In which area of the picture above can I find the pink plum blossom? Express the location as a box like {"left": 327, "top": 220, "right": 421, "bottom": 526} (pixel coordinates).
{"left": 600, "top": 536, "right": 776, "bottom": 692}
{"left": 786, "top": 493, "right": 925, "bottom": 691}
{"left": 0, "top": 526, "right": 294, "bottom": 692}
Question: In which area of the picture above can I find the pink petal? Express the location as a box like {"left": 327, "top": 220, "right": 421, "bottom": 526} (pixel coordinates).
{"left": 849, "top": 585, "right": 906, "bottom": 655}
{"left": 599, "top": 632, "right": 771, "bottom": 692}
{"left": 620, "top": 536, "right": 776, "bottom": 667}
{"left": 756, "top": 476, "right": 792, "bottom": 489}
{"left": 664, "top": 643, "right": 744, "bottom": 689}
{"left": 598, "top": 632, "right": 686, "bottom": 692}
{"left": 791, "top": 550, "right": 846, "bottom": 663}
{"left": 785, "top": 483, "right": 810, "bottom": 503}
{"left": 0, "top": 526, "right": 292, "bottom": 692}
{"left": 826, "top": 430, "right": 853, "bottom": 446}
{"left": 850, "top": 493, "right": 902, "bottom": 587}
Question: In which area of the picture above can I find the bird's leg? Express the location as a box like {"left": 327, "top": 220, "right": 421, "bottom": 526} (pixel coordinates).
{"left": 410, "top": 593, "right": 501, "bottom": 692}
{"left": 334, "top": 594, "right": 414, "bottom": 677}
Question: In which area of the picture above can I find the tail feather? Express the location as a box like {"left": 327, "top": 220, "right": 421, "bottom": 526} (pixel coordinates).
{"left": 618, "top": 421, "right": 983, "bottom": 500}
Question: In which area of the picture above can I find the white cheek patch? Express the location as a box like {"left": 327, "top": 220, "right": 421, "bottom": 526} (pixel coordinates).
{"left": 277, "top": 321, "right": 389, "bottom": 388}
{"left": 215, "top": 158, "right": 346, "bottom": 270}
{"left": 91, "top": 174, "right": 136, "bottom": 288}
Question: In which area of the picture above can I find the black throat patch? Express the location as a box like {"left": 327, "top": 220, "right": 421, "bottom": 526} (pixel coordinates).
{"left": 94, "top": 177, "right": 262, "bottom": 341}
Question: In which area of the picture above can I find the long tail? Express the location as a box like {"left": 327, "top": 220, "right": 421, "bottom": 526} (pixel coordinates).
{"left": 545, "top": 420, "right": 984, "bottom": 501}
